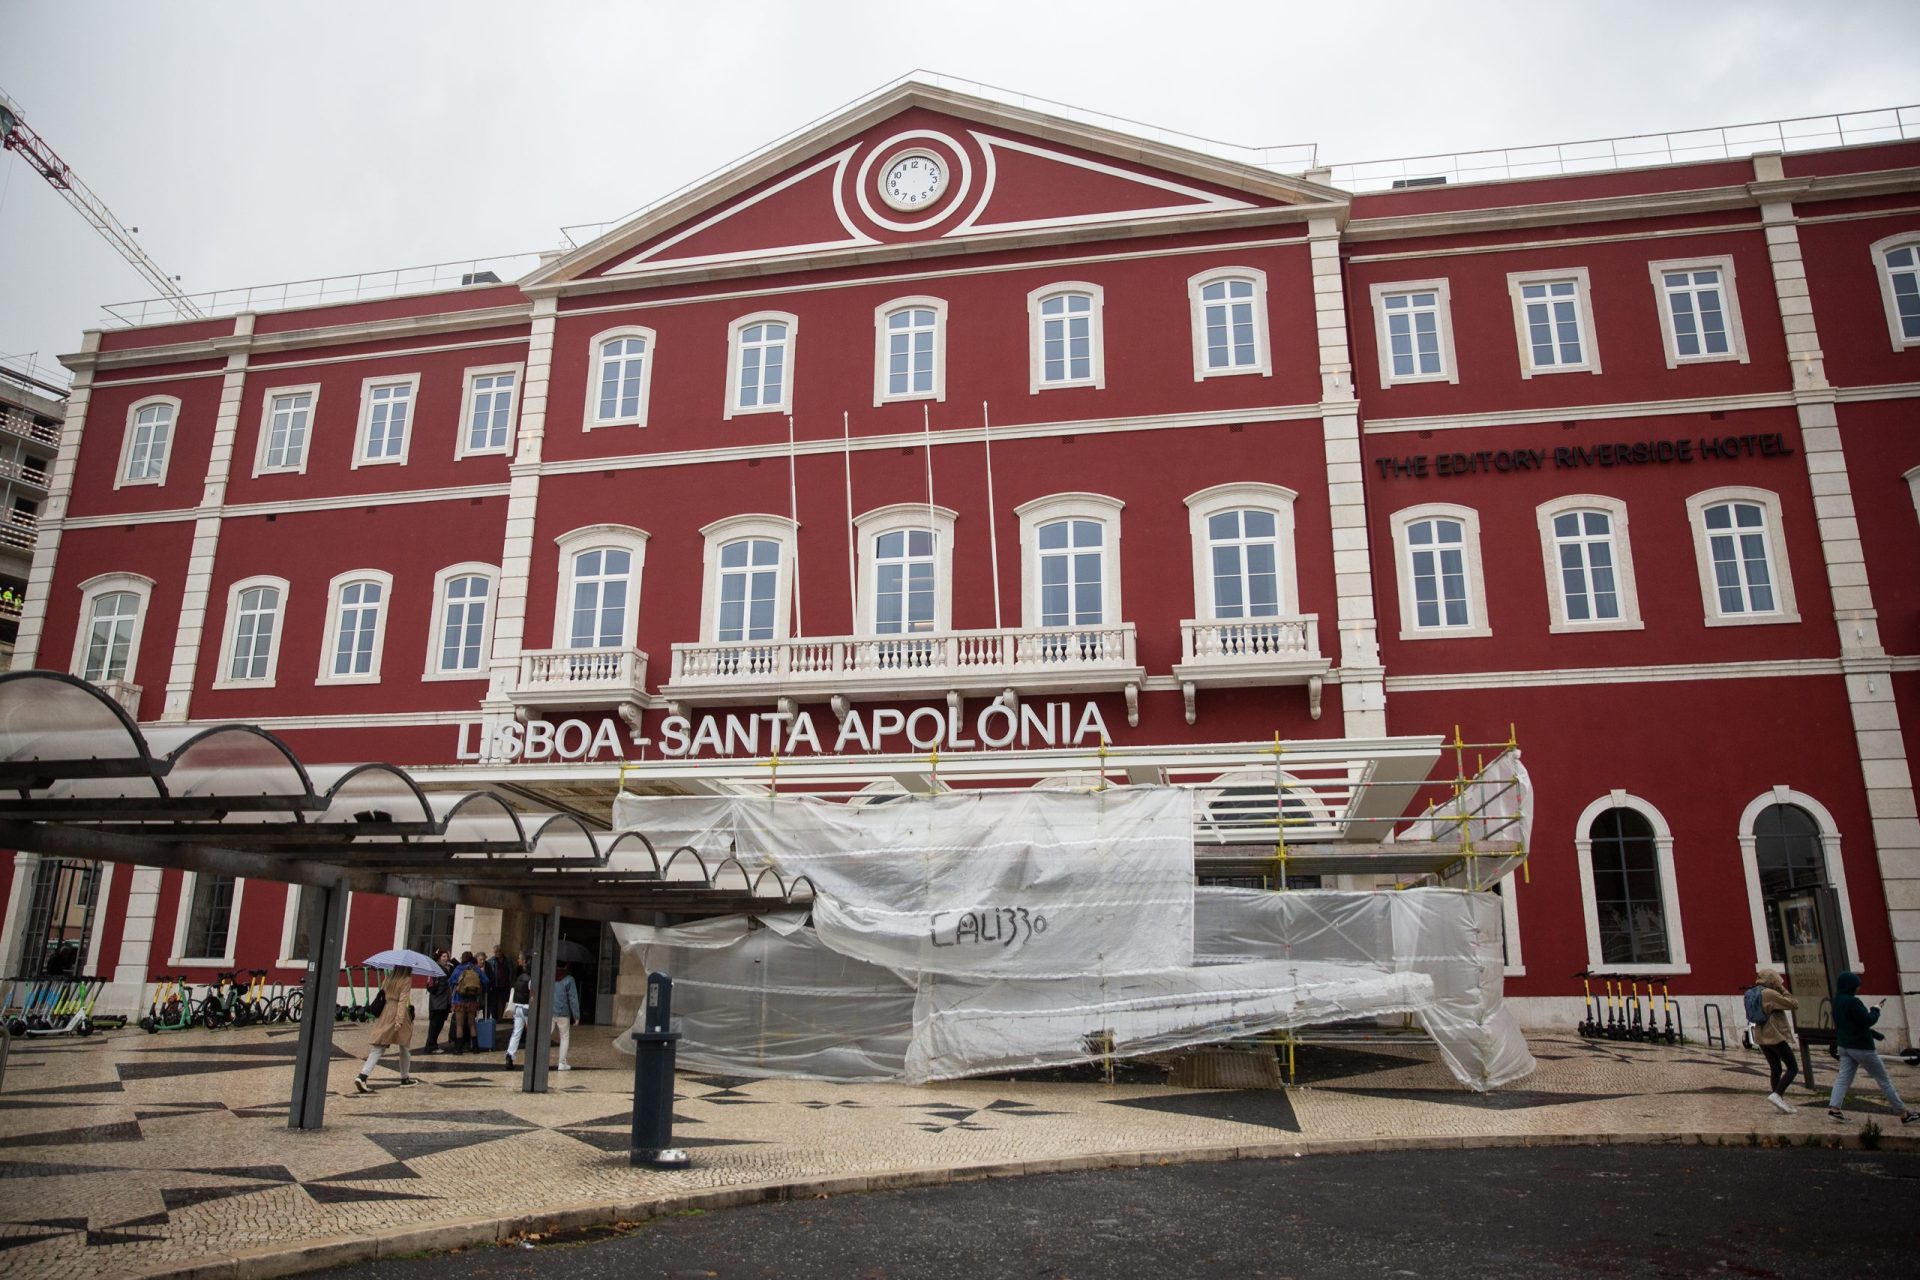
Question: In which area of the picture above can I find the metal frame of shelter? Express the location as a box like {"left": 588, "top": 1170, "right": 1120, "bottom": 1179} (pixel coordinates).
{"left": 0, "top": 672, "right": 815, "bottom": 1130}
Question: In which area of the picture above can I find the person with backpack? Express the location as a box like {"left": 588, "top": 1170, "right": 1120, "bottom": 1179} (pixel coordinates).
{"left": 1826, "top": 971, "right": 1919, "bottom": 1125}
{"left": 503, "top": 956, "right": 533, "bottom": 1070}
{"left": 1747, "top": 968, "right": 1801, "bottom": 1113}
{"left": 448, "top": 950, "right": 487, "bottom": 1052}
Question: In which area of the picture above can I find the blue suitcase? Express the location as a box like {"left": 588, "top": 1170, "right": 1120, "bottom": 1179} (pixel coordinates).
{"left": 474, "top": 1017, "right": 495, "bottom": 1051}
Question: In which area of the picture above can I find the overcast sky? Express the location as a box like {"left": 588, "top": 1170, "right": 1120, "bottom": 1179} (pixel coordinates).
{"left": 3, "top": 1, "right": 1918, "bottom": 386}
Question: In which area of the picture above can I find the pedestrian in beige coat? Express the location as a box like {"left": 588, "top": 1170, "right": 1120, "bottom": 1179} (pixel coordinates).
{"left": 354, "top": 969, "right": 419, "bottom": 1093}
{"left": 1753, "top": 966, "right": 1800, "bottom": 1114}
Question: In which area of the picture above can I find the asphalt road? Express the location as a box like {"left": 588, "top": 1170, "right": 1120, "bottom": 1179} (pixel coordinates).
{"left": 317, "top": 1145, "right": 1920, "bottom": 1279}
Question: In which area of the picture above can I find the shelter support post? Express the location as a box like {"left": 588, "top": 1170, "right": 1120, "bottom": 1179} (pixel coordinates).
{"left": 289, "top": 878, "right": 350, "bottom": 1131}
{"left": 522, "top": 905, "right": 560, "bottom": 1094}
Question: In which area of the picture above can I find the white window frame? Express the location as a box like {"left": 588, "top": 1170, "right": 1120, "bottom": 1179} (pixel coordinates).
{"left": 351, "top": 373, "right": 420, "bottom": 469}
{"left": 1014, "top": 492, "right": 1124, "bottom": 628}
{"left": 585, "top": 326, "right": 657, "bottom": 430}
{"left": 724, "top": 312, "right": 797, "bottom": 419}
{"left": 1183, "top": 482, "right": 1300, "bottom": 620}
{"left": 1369, "top": 279, "right": 1460, "bottom": 388}
{"left": 454, "top": 361, "right": 525, "bottom": 458}
{"left": 698, "top": 514, "right": 797, "bottom": 642}
{"left": 211, "top": 575, "right": 290, "bottom": 690}
{"left": 1026, "top": 282, "right": 1106, "bottom": 393}
{"left": 1187, "top": 267, "right": 1272, "bottom": 381}
{"left": 71, "top": 571, "right": 155, "bottom": 689}
{"left": 1389, "top": 504, "right": 1491, "bottom": 640}
{"left": 277, "top": 883, "right": 352, "bottom": 969}
{"left": 1506, "top": 267, "right": 1601, "bottom": 378}
{"left": 253, "top": 383, "right": 320, "bottom": 478}
{"left": 116, "top": 394, "right": 179, "bottom": 490}
{"left": 853, "top": 503, "right": 957, "bottom": 635}
{"left": 170, "top": 871, "right": 247, "bottom": 968}
{"left": 551, "top": 526, "right": 650, "bottom": 651}
{"left": 872, "top": 297, "right": 949, "bottom": 406}
{"left": 1647, "top": 255, "right": 1749, "bottom": 368}
{"left": 1685, "top": 486, "right": 1799, "bottom": 627}
{"left": 1737, "top": 786, "right": 1864, "bottom": 974}
{"left": 1870, "top": 232, "right": 1920, "bottom": 351}
{"left": 1534, "top": 495, "right": 1643, "bottom": 633}
{"left": 424, "top": 562, "right": 499, "bottom": 679}
{"left": 1574, "top": 791, "right": 1690, "bottom": 977}
{"left": 317, "top": 569, "right": 395, "bottom": 685}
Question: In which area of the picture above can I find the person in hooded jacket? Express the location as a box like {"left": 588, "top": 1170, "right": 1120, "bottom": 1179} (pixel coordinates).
{"left": 1826, "top": 971, "right": 1918, "bottom": 1125}
{"left": 1751, "top": 967, "right": 1801, "bottom": 1113}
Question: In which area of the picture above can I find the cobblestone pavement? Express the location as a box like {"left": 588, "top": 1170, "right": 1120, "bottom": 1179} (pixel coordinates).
{"left": 0, "top": 1022, "right": 1915, "bottom": 1279}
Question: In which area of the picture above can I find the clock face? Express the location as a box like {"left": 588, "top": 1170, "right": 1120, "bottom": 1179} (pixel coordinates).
{"left": 881, "top": 151, "right": 945, "bottom": 210}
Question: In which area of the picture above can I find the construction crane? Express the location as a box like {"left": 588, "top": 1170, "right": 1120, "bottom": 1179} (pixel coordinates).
{"left": 0, "top": 86, "right": 204, "bottom": 319}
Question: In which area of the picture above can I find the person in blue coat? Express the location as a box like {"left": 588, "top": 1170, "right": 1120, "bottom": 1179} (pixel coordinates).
{"left": 551, "top": 962, "right": 581, "bottom": 1070}
{"left": 1826, "top": 971, "right": 1918, "bottom": 1125}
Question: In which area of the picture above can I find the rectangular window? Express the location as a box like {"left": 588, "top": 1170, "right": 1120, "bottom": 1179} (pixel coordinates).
{"left": 404, "top": 899, "right": 455, "bottom": 957}
{"left": 1384, "top": 292, "right": 1442, "bottom": 377}
{"left": 1877, "top": 241, "right": 1920, "bottom": 346}
{"left": 735, "top": 322, "right": 789, "bottom": 412}
{"left": 1704, "top": 502, "right": 1776, "bottom": 615}
{"left": 229, "top": 585, "right": 281, "bottom": 680}
{"left": 1552, "top": 511, "right": 1620, "bottom": 623}
{"left": 184, "top": 874, "right": 237, "bottom": 960}
{"left": 874, "top": 529, "right": 936, "bottom": 633}
{"left": 262, "top": 390, "right": 314, "bottom": 472}
{"left": 332, "top": 581, "right": 384, "bottom": 676}
{"left": 568, "top": 549, "right": 631, "bottom": 649}
{"left": 82, "top": 591, "right": 140, "bottom": 682}
{"left": 1038, "top": 519, "right": 1104, "bottom": 627}
{"left": 1406, "top": 518, "right": 1468, "bottom": 629}
{"left": 717, "top": 539, "right": 780, "bottom": 641}
{"left": 286, "top": 885, "right": 314, "bottom": 961}
{"left": 1660, "top": 268, "right": 1729, "bottom": 358}
{"left": 1040, "top": 294, "right": 1094, "bottom": 384}
{"left": 439, "top": 575, "right": 490, "bottom": 672}
{"left": 1508, "top": 269, "right": 1599, "bottom": 376}
{"left": 357, "top": 378, "right": 415, "bottom": 465}
{"left": 1207, "top": 509, "right": 1280, "bottom": 619}
{"left": 464, "top": 370, "right": 517, "bottom": 454}
{"left": 123, "top": 402, "right": 174, "bottom": 484}
{"left": 1200, "top": 278, "right": 1258, "bottom": 370}
{"left": 886, "top": 309, "right": 937, "bottom": 397}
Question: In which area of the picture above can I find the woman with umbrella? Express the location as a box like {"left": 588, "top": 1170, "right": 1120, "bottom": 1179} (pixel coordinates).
{"left": 353, "top": 949, "right": 440, "bottom": 1093}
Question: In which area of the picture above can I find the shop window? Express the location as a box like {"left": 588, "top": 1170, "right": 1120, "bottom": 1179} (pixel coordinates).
{"left": 1027, "top": 283, "right": 1105, "bottom": 391}
{"left": 1187, "top": 268, "right": 1271, "bottom": 379}
{"left": 1686, "top": 487, "right": 1799, "bottom": 626}
{"left": 1389, "top": 504, "right": 1490, "bottom": 639}
{"left": 552, "top": 526, "right": 648, "bottom": 651}
{"left": 255, "top": 385, "right": 318, "bottom": 477}
{"left": 1648, "top": 256, "right": 1748, "bottom": 367}
{"left": 873, "top": 298, "right": 947, "bottom": 404}
{"left": 587, "top": 328, "right": 655, "bottom": 428}
{"left": 1575, "top": 794, "right": 1687, "bottom": 974}
{"left": 117, "top": 396, "right": 177, "bottom": 488}
{"left": 353, "top": 375, "right": 419, "bottom": 468}
{"left": 1369, "top": 279, "right": 1458, "bottom": 387}
{"left": 1871, "top": 233, "right": 1920, "bottom": 350}
{"left": 318, "top": 570, "right": 393, "bottom": 684}
{"left": 1507, "top": 267, "right": 1600, "bottom": 377}
{"left": 214, "top": 575, "right": 289, "bottom": 688}
{"left": 427, "top": 564, "right": 497, "bottom": 678}
{"left": 457, "top": 364, "right": 523, "bottom": 456}
{"left": 725, "top": 313, "right": 796, "bottom": 418}
{"left": 72, "top": 572, "right": 154, "bottom": 688}
{"left": 1535, "top": 496, "right": 1642, "bottom": 632}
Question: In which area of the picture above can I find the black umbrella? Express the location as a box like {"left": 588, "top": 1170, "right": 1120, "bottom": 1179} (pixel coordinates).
{"left": 553, "top": 938, "right": 595, "bottom": 965}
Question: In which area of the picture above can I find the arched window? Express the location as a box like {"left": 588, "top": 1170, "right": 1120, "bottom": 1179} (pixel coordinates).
{"left": 214, "top": 576, "right": 289, "bottom": 687}
{"left": 586, "top": 328, "right": 654, "bottom": 428}
{"left": 1187, "top": 268, "right": 1270, "bottom": 378}
{"left": 1536, "top": 495, "right": 1642, "bottom": 631}
{"left": 1738, "top": 789, "right": 1862, "bottom": 972}
{"left": 1027, "top": 283, "right": 1105, "bottom": 391}
{"left": 717, "top": 539, "right": 781, "bottom": 642}
{"left": 725, "top": 313, "right": 797, "bottom": 417}
{"left": 695, "top": 515, "right": 795, "bottom": 666}
{"left": 1686, "top": 488, "right": 1798, "bottom": 625}
{"left": 551, "top": 526, "right": 648, "bottom": 652}
{"left": 1390, "top": 504, "right": 1490, "bottom": 639}
{"left": 427, "top": 564, "right": 498, "bottom": 677}
{"left": 1871, "top": 233, "right": 1920, "bottom": 350}
{"left": 118, "top": 396, "right": 177, "bottom": 488}
{"left": 1574, "top": 793, "right": 1686, "bottom": 973}
{"left": 318, "top": 571, "right": 393, "bottom": 683}
{"left": 457, "top": 363, "right": 523, "bottom": 456}
{"left": 81, "top": 591, "right": 142, "bottom": 683}
{"left": 873, "top": 298, "right": 947, "bottom": 404}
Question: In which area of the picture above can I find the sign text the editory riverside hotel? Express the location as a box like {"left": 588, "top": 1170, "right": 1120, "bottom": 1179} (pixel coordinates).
{"left": 1374, "top": 432, "right": 1794, "bottom": 479}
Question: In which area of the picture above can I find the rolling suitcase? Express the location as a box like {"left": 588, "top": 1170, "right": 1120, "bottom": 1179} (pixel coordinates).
{"left": 474, "top": 1017, "right": 495, "bottom": 1051}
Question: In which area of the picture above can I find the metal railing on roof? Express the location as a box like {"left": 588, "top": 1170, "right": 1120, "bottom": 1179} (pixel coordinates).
{"left": 99, "top": 252, "right": 548, "bottom": 329}
{"left": 1329, "top": 104, "right": 1920, "bottom": 192}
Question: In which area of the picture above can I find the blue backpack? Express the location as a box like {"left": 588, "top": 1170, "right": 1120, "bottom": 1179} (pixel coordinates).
{"left": 1744, "top": 985, "right": 1768, "bottom": 1025}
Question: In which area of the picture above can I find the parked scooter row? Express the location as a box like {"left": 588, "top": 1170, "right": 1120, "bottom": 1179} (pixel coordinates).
{"left": 1, "top": 974, "right": 118, "bottom": 1037}
{"left": 1575, "top": 971, "right": 1683, "bottom": 1044}
{"left": 140, "top": 970, "right": 306, "bottom": 1032}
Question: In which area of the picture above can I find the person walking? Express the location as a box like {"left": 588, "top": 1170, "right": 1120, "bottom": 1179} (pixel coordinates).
{"left": 354, "top": 968, "right": 418, "bottom": 1093}
{"left": 423, "top": 949, "right": 452, "bottom": 1053}
{"left": 552, "top": 962, "right": 581, "bottom": 1070}
{"left": 1827, "top": 971, "right": 1920, "bottom": 1125}
{"left": 1751, "top": 967, "right": 1801, "bottom": 1114}
{"left": 448, "top": 950, "right": 486, "bottom": 1052}
{"left": 503, "top": 957, "right": 533, "bottom": 1070}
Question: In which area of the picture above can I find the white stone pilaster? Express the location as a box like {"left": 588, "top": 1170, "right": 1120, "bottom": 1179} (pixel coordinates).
{"left": 1754, "top": 153, "right": 1920, "bottom": 1045}
{"left": 162, "top": 317, "right": 254, "bottom": 721}
{"left": 1308, "top": 214, "right": 1386, "bottom": 735}
{"left": 100, "top": 865, "right": 165, "bottom": 1017}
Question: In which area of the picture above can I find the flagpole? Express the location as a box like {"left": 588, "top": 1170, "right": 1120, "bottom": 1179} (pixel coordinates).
{"left": 788, "top": 414, "right": 802, "bottom": 639}
{"left": 982, "top": 401, "right": 1002, "bottom": 630}
{"left": 842, "top": 410, "right": 857, "bottom": 631}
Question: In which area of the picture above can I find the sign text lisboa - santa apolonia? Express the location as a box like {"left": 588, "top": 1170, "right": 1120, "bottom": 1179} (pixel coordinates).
{"left": 458, "top": 700, "right": 1116, "bottom": 763}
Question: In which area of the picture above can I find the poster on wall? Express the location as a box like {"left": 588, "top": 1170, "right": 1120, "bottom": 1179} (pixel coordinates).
{"left": 1776, "top": 892, "right": 1832, "bottom": 1029}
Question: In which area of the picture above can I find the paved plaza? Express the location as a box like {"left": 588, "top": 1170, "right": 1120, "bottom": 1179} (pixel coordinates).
{"left": 0, "top": 1021, "right": 1915, "bottom": 1279}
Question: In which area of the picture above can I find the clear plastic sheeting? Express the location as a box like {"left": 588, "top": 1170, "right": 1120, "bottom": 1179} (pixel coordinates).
{"left": 732, "top": 789, "right": 1195, "bottom": 979}
{"left": 1193, "top": 887, "right": 1535, "bottom": 1090}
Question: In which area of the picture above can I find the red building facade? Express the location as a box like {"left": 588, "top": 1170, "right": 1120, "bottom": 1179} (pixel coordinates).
{"left": 3, "top": 84, "right": 1916, "bottom": 1041}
